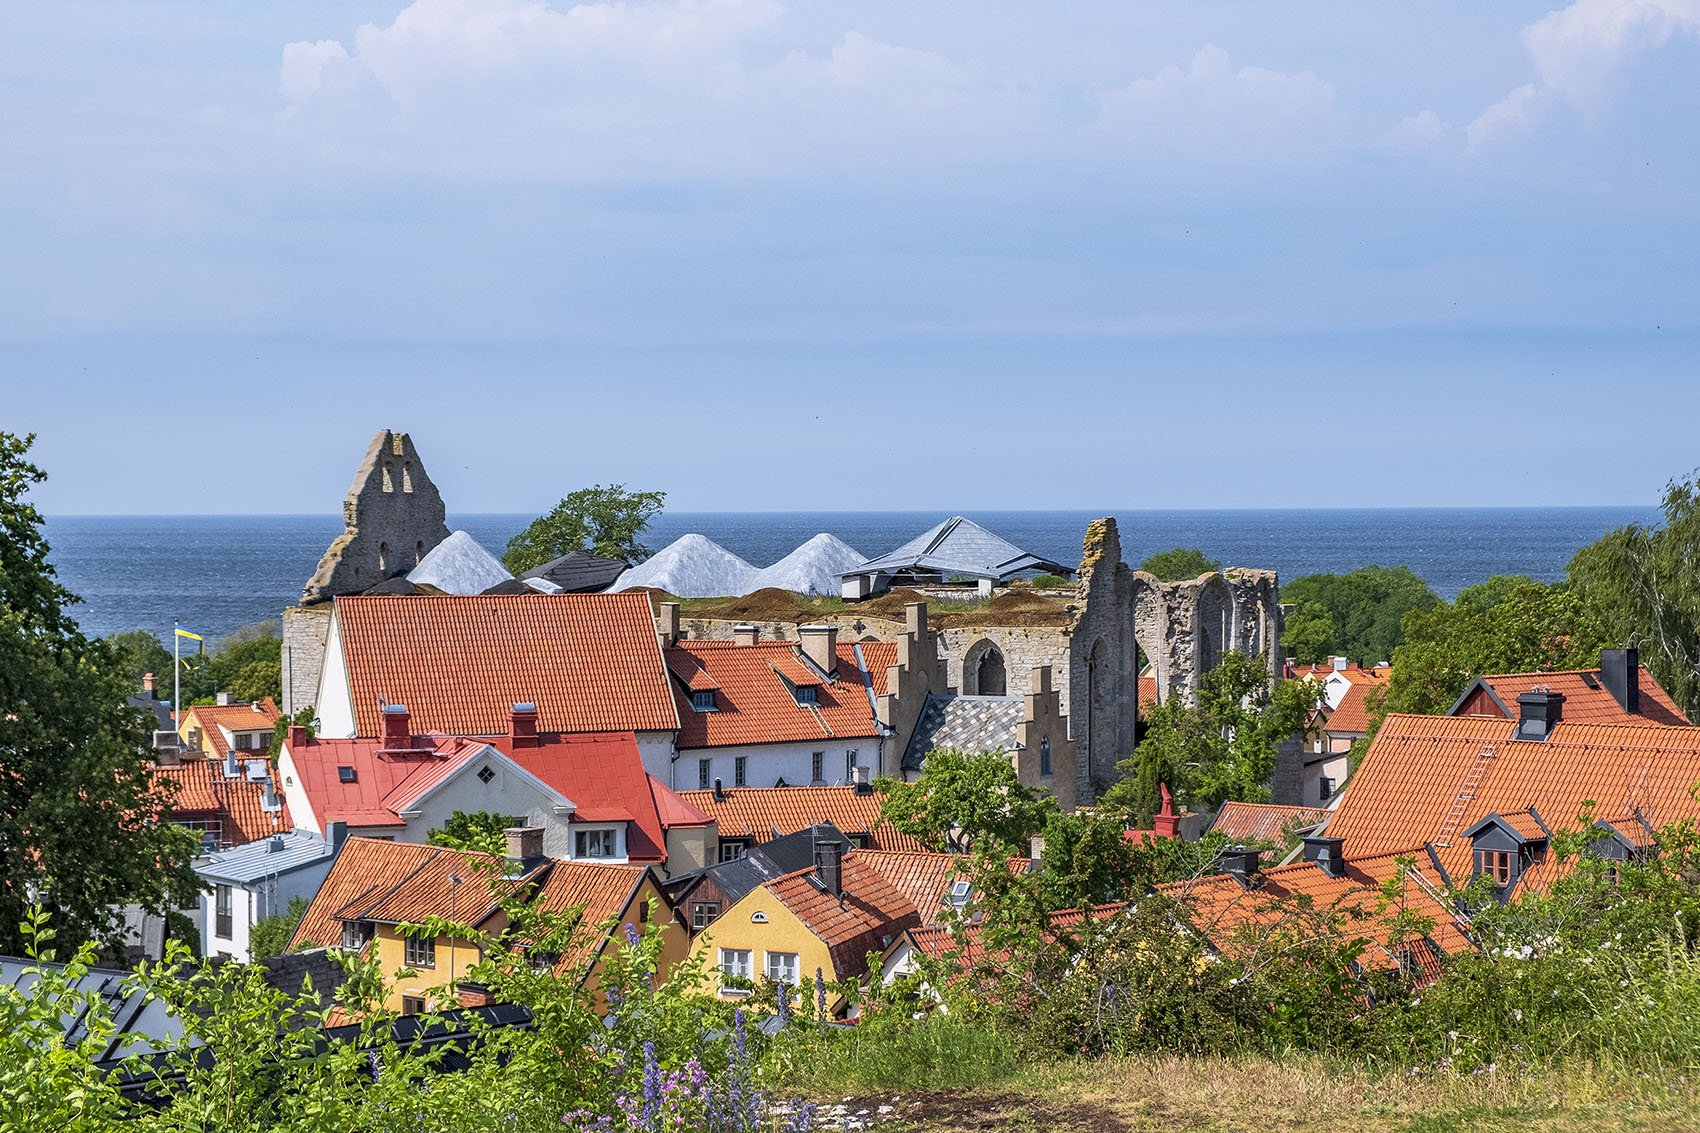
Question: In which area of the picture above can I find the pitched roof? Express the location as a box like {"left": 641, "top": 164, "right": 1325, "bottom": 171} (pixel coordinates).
{"left": 901, "top": 903, "right": 1131, "bottom": 970}
{"left": 196, "top": 827, "right": 339, "bottom": 883}
{"left": 1208, "top": 802, "right": 1331, "bottom": 845}
{"left": 518, "top": 550, "right": 630, "bottom": 594}
{"left": 1137, "top": 675, "right": 1159, "bottom": 711}
{"left": 521, "top": 859, "right": 652, "bottom": 971}
{"left": 290, "top": 839, "right": 504, "bottom": 950}
{"left": 677, "top": 785, "right": 929, "bottom": 853}
{"left": 848, "top": 516, "right": 1070, "bottom": 582}
{"left": 179, "top": 699, "right": 281, "bottom": 748}
{"left": 155, "top": 757, "right": 292, "bottom": 847}
{"left": 485, "top": 732, "right": 669, "bottom": 861}
{"left": 1323, "top": 681, "right": 1377, "bottom": 736}
{"left": 1327, "top": 713, "right": 1700, "bottom": 878}
{"left": 334, "top": 594, "right": 678, "bottom": 737}
{"left": 282, "top": 733, "right": 493, "bottom": 828}
{"left": 648, "top": 776, "right": 714, "bottom": 829}
{"left": 855, "top": 850, "right": 971, "bottom": 924}
{"left": 1453, "top": 667, "right": 1689, "bottom": 727}
{"left": 765, "top": 852, "right": 922, "bottom": 981}
{"left": 666, "top": 641, "right": 882, "bottom": 750}
{"left": 857, "top": 641, "right": 898, "bottom": 698}
{"left": 667, "top": 823, "right": 851, "bottom": 909}
{"left": 902, "top": 694, "right": 1022, "bottom": 772}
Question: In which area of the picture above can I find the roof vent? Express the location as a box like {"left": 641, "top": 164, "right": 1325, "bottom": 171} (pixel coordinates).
{"left": 267, "top": 835, "right": 286, "bottom": 854}
{"left": 1220, "top": 845, "right": 1264, "bottom": 888}
{"left": 1301, "top": 835, "right": 1348, "bottom": 879}
{"left": 712, "top": 777, "right": 726, "bottom": 802}
{"left": 1514, "top": 687, "right": 1565, "bottom": 741}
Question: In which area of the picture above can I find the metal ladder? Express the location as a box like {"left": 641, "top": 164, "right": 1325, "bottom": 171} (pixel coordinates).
{"left": 1432, "top": 745, "right": 1496, "bottom": 849}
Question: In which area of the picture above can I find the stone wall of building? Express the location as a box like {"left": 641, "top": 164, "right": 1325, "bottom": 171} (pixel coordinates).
{"left": 281, "top": 604, "right": 334, "bottom": 717}
{"left": 300, "top": 430, "right": 451, "bottom": 605}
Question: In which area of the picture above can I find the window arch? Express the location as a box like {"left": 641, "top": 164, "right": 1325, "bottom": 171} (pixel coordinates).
{"left": 963, "top": 639, "right": 1007, "bottom": 696}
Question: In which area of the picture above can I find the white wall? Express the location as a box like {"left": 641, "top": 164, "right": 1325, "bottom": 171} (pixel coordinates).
{"left": 679, "top": 740, "right": 877, "bottom": 792}
{"left": 198, "top": 852, "right": 342, "bottom": 962}
{"left": 314, "top": 612, "right": 356, "bottom": 738}
{"left": 636, "top": 731, "right": 676, "bottom": 782}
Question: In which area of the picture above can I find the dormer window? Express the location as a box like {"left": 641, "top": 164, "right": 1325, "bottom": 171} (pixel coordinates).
{"left": 692, "top": 690, "right": 716, "bottom": 712}
{"left": 1476, "top": 849, "right": 1514, "bottom": 887}
{"left": 947, "top": 879, "right": 972, "bottom": 907}
{"left": 795, "top": 686, "right": 818, "bottom": 706}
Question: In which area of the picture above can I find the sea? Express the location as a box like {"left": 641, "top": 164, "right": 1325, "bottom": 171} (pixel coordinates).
{"left": 41, "top": 507, "right": 1662, "bottom": 647}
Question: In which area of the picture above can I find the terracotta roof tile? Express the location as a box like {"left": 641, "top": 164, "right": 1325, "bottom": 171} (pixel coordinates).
{"left": 766, "top": 853, "right": 921, "bottom": 980}
{"left": 667, "top": 642, "right": 881, "bottom": 749}
{"left": 291, "top": 839, "right": 474, "bottom": 950}
{"left": 1329, "top": 714, "right": 1700, "bottom": 867}
{"left": 521, "top": 859, "right": 652, "bottom": 971}
{"left": 855, "top": 850, "right": 971, "bottom": 924}
{"left": 1459, "top": 668, "right": 1689, "bottom": 726}
{"left": 858, "top": 642, "right": 899, "bottom": 698}
{"left": 677, "top": 785, "right": 928, "bottom": 853}
{"left": 179, "top": 699, "right": 281, "bottom": 753}
{"left": 156, "top": 758, "right": 292, "bottom": 847}
{"left": 335, "top": 594, "right": 678, "bottom": 737}
{"left": 1208, "top": 802, "right": 1330, "bottom": 845}
{"left": 1323, "top": 682, "right": 1376, "bottom": 736}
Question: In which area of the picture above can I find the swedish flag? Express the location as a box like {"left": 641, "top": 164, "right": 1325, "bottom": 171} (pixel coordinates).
{"left": 174, "top": 626, "right": 205, "bottom": 654}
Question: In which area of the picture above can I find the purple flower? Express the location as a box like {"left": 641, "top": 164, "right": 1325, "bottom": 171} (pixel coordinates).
{"left": 625, "top": 923, "right": 640, "bottom": 947}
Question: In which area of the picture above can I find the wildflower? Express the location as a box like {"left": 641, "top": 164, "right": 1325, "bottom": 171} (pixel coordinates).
{"left": 1513, "top": 1009, "right": 1522, "bottom": 1022}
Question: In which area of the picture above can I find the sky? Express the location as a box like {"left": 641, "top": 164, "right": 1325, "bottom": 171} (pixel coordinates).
{"left": 3, "top": 0, "right": 1697, "bottom": 514}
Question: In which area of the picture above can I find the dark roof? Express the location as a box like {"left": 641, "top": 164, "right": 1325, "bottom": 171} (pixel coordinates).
{"left": 519, "top": 550, "right": 631, "bottom": 593}
{"left": 846, "top": 516, "right": 1071, "bottom": 582}
{"left": 902, "top": 693, "right": 1022, "bottom": 772}
{"left": 665, "top": 823, "right": 849, "bottom": 908}
{"left": 0, "top": 956, "right": 189, "bottom": 1062}
{"left": 127, "top": 692, "right": 175, "bottom": 734}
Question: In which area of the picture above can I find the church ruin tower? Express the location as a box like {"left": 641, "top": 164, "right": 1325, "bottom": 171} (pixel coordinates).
{"left": 300, "top": 430, "right": 450, "bottom": 605}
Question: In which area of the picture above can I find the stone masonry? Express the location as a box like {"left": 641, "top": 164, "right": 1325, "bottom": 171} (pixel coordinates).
{"left": 300, "top": 430, "right": 450, "bottom": 605}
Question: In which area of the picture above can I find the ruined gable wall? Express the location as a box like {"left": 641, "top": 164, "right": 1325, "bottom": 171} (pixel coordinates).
{"left": 280, "top": 605, "right": 333, "bottom": 716}
{"left": 301, "top": 430, "right": 450, "bottom": 604}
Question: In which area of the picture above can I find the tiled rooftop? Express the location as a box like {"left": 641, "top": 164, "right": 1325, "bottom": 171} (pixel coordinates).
{"left": 855, "top": 850, "right": 972, "bottom": 925}
{"left": 1455, "top": 667, "right": 1689, "bottom": 727}
{"left": 667, "top": 641, "right": 882, "bottom": 750}
{"left": 765, "top": 852, "right": 922, "bottom": 981}
{"left": 155, "top": 757, "right": 292, "bottom": 847}
{"left": 1208, "top": 802, "right": 1330, "bottom": 845}
{"left": 902, "top": 694, "right": 1022, "bottom": 772}
{"left": 677, "top": 785, "right": 929, "bottom": 853}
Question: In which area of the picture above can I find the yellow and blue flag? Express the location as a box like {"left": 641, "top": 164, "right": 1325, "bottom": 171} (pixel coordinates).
{"left": 174, "top": 626, "right": 205, "bottom": 654}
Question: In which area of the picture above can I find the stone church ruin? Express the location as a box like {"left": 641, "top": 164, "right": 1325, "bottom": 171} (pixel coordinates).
{"left": 300, "top": 429, "right": 450, "bottom": 605}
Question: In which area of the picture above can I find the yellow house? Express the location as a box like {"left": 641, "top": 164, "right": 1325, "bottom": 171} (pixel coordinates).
{"left": 688, "top": 843, "right": 920, "bottom": 1017}
{"left": 289, "top": 831, "right": 684, "bottom": 1015}
{"left": 177, "top": 697, "right": 282, "bottom": 758}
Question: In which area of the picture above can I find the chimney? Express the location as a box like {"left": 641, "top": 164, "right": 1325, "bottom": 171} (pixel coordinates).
{"left": 1152, "top": 783, "right": 1179, "bottom": 839}
{"left": 288, "top": 724, "right": 309, "bottom": 749}
{"left": 509, "top": 703, "right": 540, "bottom": 748}
{"left": 851, "top": 765, "right": 873, "bottom": 794}
{"left": 261, "top": 775, "right": 280, "bottom": 811}
{"left": 813, "top": 838, "right": 844, "bottom": 898}
{"left": 712, "top": 777, "right": 726, "bottom": 802}
{"left": 1332, "top": 656, "right": 1348, "bottom": 672}
{"left": 1302, "top": 835, "right": 1348, "bottom": 879}
{"left": 732, "top": 624, "right": 759, "bottom": 646}
{"left": 154, "top": 739, "right": 181, "bottom": 767}
{"left": 245, "top": 758, "right": 269, "bottom": 782}
{"left": 1514, "top": 687, "right": 1565, "bottom": 741}
{"left": 267, "top": 835, "right": 286, "bottom": 854}
{"left": 187, "top": 727, "right": 202, "bottom": 752}
{"left": 380, "top": 703, "right": 412, "bottom": 751}
{"left": 142, "top": 672, "right": 156, "bottom": 694}
{"left": 504, "top": 826, "right": 545, "bottom": 868}
{"left": 658, "top": 602, "right": 681, "bottom": 646}
{"left": 326, "top": 821, "right": 349, "bottom": 853}
{"left": 217, "top": 692, "right": 233, "bottom": 707}
{"left": 223, "top": 749, "right": 239, "bottom": 779}
{"left": 1029, "top": 834, "right": 1044, "bottom": 870}
{"left": 1221, "top": 845, "right": 1264, "bottom": 887}
{"left": 1600, "top": 648, "right": 1640, "bottom": 714}
{"left": 798, "top": 625, "right": 839, "bottom": 676}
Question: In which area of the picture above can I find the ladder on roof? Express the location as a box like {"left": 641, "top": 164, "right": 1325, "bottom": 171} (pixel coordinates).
{"left": 1404, "top": 862, "right": 1481, "bottom": 950}
{"left": 1433, "top": 745, "right": 1496, "bottom": 849}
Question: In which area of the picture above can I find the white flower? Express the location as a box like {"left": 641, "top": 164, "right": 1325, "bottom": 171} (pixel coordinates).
{"left": 1513, "top": 1009, "right": 1523, "bottom": 1022}
{"left": 1600, "top": 940, "right": 1612, "bottom": 949}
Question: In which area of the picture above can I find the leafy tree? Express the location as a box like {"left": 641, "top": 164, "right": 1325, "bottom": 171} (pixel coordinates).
{"left": 202, "top": 635, "right": 281, "bottom": 704}
{"left": 104, "top": 629, "right": 173, "bottom": 695}
{"left": 1103, "top": 651, "right": 1321, "bottom": 824}
{"left": 1278, "top": 565, "right": 1439, "bottom": 666}
{"left": 247, "top": 895, "right": 308, "bottom": 961}
{"left": 427, "top": 809, "right": 515, "bottom": 857}
{"left": 1568, "top": 472, "right": 1700, "bottom": 721}
{"left": 267, "top": 705, "right": 316, "bottom": 761}
{"left": 502, "top": 484, "right": 666, "bottom": 573}
{"left": 1138, "top": 547, "right": 1221, "bottom": 581}
{"left": 877, "top": 748, "right": 1058, "bottom": 853}
{"left": 0, "top": 432, "right": 202, "bottom": 954}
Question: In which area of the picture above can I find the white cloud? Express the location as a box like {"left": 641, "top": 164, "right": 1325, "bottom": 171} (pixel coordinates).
{"left": 1466, "top": 84, "right": 1544, "bottom": 150}
{"left": 279, "top": 39, "right": 350, "bottom": 103}
{"left": 1385, "top": 109, "right": 1452, "bottom": 151}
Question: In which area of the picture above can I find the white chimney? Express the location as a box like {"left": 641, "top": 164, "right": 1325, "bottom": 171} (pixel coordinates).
{"left": 732, "top": 624, "right": 759, "bottom": 646}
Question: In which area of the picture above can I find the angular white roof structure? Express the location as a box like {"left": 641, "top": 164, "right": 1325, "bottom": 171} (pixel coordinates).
{"left": 745, "top": 533, "right": 867, "bottom": 597}
{"left": 845, "top": 516, "right": 1071, "bottom": 585}
{"left": 406, "top": 530, "right": 514, "bottom": 595}
{"left": 610, "top": 534, "right": 758, "bottom": 599}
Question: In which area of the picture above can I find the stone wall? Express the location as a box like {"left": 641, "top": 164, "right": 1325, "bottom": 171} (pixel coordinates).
{"left": 300, "top": 430, "right": 450, "bottom": 605}
{"left": 281, "top": 604, "right": 333, "bottom": 717}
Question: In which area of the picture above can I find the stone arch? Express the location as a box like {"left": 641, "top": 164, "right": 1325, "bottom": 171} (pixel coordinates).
{"left": 1196, "top": 575, "right": 1232, "bottom": 676}
{"left": 1086, "top": 636, "right": 1115, "bottom": 784}
{"left": 962, "top": 638, "right": 1007, "bottom": 696}
{"left": 402, "top": 461, "right": 414, "bottom": 493}
{"left": 1130, "top": 575, "right": 1166, "bottom": 695}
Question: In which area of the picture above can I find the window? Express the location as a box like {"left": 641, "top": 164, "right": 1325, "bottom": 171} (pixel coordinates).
{"left": 699, "top": 759, "right": 712, "bottom": 789}
{"left": 811, "top": 752, "right": 824, "bottom": 783}
{"left": 765, "top": 951, "right": 799, "bottom": 986}
{"left": 401, "top": 995, "right": 427, "bottom": 1015}
{"left": 477, "top": 765, "right": 496, "bottom": 784}
{"left": 214, "top": 884, "right": 233, "bottom": 940}
{"left": 947, "top": 879, "right": 972, "bottom": 907}
{"left": 1039, "top": 737, "right": 1052, "bottom": 777}
{"left": 734, "top": 757, "right": 746, "bottom": 787}
{"left": 404, "top": 934, "right": 436, "bottom": 969}
{"left": 1477, "top": 849, "right": 1514, "bottom": 887}
{"left": 692, "top": 901, "right": 721, "bottom": 931}
{"left": 795, "top": 686, "right": 818, "bottom": 706}
{"left": 1319, "top": 775, "right": 1335, "bottom": 799}
{"left": 340, "top": 920, "right": 374, "bottom": 951}
{"left": 235, "top": 732, "right": 254, "bottom": 751}
{"left": 719, "top": 840, "right": 748, "bottom": 862}
{"left": 846, "top": 749, "right": 858, "bottom": 778}
{"left": 337, "top": 766, "right": 356, "bottom": 783}
{"left": 576, "top": 829, "right": 618, "bottom": 859}
{"left": 720, "top": 948, "right": 752, "bottom": 983}
{"left": 691, "top": 690, "right": 716, "bottom": 712}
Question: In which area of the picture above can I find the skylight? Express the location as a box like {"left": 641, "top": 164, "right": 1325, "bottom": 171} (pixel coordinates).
{"left": 338, "top": 766, "right": 356, "bottom": 783}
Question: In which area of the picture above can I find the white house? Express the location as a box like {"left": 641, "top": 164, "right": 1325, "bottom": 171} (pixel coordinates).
{"left": 196, "top": 823, "right": 348, "bottom": 961}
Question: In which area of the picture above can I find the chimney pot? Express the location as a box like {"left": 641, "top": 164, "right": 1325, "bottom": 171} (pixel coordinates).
{"left": 732, "top": 624, "right": 759, "bottom": 646}
{"left": 813, "top": 838, "right": 844, "bottom": 898}
{"left": 798, "top": 625, "right": 839, "bottom": 676}
{"left": 712, "top": 777, "right": 726, "bottom": 802}
{"left": 142, "top": 672, "right": 156, "bottom": 694}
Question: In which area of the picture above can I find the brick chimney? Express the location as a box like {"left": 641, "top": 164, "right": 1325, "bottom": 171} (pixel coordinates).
{"left": 1514, "top": 687, "right": 1565, "bottom": 741}
{"left": 798, "top": 625, "right": 838, "bottom": 676}
{"left": 288, "top": 723, "right": 309, "bottom": 749}
{"left": 658, "top": 602, "right": 681, "bottom": 647}
{"left": 380, "top": 703, "right": 412, "bottom": 751}
{"left": 504, "top": 826, "right": 546, "bottom": 869}
{"left": 1152, "top": 783, "right": 1179, "bottom": 839}
{"left": 1600, "top": 648, "right": 1640, "bottom": 714}
{"left": 733, "top": 624, "right": 759, "bottom": 646}
{"left": 142, "top": 672, "right": 156, "bottom": 694}
{"left": 813, "top": 837, "right": 844, "bottom": 898}
{"left": 509, "top": 703, "right": 540, "bottom": 748}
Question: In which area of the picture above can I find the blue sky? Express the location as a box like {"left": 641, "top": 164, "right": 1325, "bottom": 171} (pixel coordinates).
{"left": 3, "top": 0, "right": 1697, "bottom": 514}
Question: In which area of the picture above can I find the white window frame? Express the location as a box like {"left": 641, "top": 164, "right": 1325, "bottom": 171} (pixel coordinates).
{"left": 574, "top": 826, "right": 624, "bottom": 860}
{"left": 720, "top": 948, "right": 753, "bottom": 991}
{"left": 765, "top": 950, "right": 799, "bottom": 986}
{"left": 692, "top": 901, "right": 721, "bottom": 931}
{"left": 404, "top": 933, "right": 436, "bottom": 970}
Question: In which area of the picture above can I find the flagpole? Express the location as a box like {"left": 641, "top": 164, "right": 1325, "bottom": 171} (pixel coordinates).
{"left": 173, "top": 621, "right": 181, "bottom": 738}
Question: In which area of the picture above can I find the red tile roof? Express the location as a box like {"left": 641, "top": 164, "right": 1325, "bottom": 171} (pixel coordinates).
{"left": 1328, "top": 713, "right": 1700, "bottom": 880}
{"left": 517, "top": 858, "right": 653, "bottom": 972}
{"left": 283, "top": 733, "right": 490, "bottom": 828}
{"left": 766, "top": 852, "right": 921, "bottom": 981}
{"left": 858, "top": 642, "right": 899, "bottom": 698}
{"left": 179, "top": 699, "right": 281, "bottom": 751}
{"left": 156, "top": 758, "right": 292, "bottom": 847}
{"left": 902, "top": 903, "right": 1131, "bottom": 969}
{"left": 855, "top": 850, "right": 971, "bottom": 924}
{"left": 1208, "top": 802, "right": 1330, "bottom": 845}
{"left": 1323, "top": 682, "right": 1376, "bottom": 736}
{"left": 676, "top": 785, "right": 929, "bottom": 853}
{"left": 666, "top": 641, "right": 882, "bottom": 749}
{"left": 1455, "top": 667, "right": 1689, "bottom": 727}
{"left": 334, "top": 594, "right": 678, "bottom": 738}
{"left": 290, "top": 838, "right": 511, "bottom": 951}
{"left": 1137, "top": 675, "right": 1159, "bottom": 710}
{"left": 486, "top": 732, "right": 669, "bottom": 861}
{"left": 649, "top": 777, "right": 714, "bottom": 829}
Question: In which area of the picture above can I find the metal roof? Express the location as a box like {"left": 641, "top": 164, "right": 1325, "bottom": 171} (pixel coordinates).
{"left": 664, "top": 822, "right": 849, "bottom": 907}
{"left": 844, "top": 516, "right": 1070, "bottom": 582}
{"left": 902, "top": 693, "right": 1023, "bottom": 772}
{"left": 0, "top": 956, "right": 189, "bottom": 1062}
{"left": 194, "top": 828, "right": 342, "bottom": 884}
{"left": 518, "top": 549, "right": 631, "bottom": 593}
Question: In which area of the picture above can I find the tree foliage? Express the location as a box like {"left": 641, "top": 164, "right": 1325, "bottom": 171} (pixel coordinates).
{"left": 427, "top": 810, "right": 515, "bottom": 857}
{"left": 1138, "top": 547, "right": 1220, "bottom": 581}
{"left": 1103, "top": 651, "right": 1321, "bottom": 824}
{"left": 1279, "top": 565, "right": 1439, "bottom": 666}
{"left": 502, "top": 484, "right": 666, "bottom": 573}
{"left": 247, "top": 895, "right": 308, "bottom": 962}
{"left": 0, "top": 432, "right": 201, "bottom": 955}
{"left": 1568, "top": 471, "right": 1700, "bottom": 721}
{"left": 877, "top": 749, "right": 1057, "bottom": 854}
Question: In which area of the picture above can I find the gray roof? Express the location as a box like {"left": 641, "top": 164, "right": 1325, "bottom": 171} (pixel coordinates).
{"left": 0, "top": 956, "right": 189, "bottom": 1061}
{"left": 195, "top": 829, "right": 342, "bottom": 884}
{"left": 903, "top": 693, "right": 1023, "bottom": 772}
{"left": 664, "top": 822, "right": 848, "bottom": 908}
{"left": 845, "top": 516, "right": 1070, "bottom": 582}
{"left": 518, "top": 549, "right": 631, "bottom": 593}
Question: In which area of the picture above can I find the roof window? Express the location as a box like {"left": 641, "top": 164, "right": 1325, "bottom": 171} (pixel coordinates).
{"left": 338, "top": 766, "right": 356, "bottom": 783}
{"left": 691, "top": 690, "right": 716, "bottom": 712}
{"left": 795, "top": 686, "right": 819, "bottom": 707}
{"left": 947, "top": 879, "right": 972, "bottom": 906}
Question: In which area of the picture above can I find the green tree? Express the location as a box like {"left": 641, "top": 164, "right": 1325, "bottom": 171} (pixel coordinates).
{"left": 202, "top": 635, "right": 282, "bottom": 705}
{"left": 1138, "top": 547, "right": 1221, "bottom": 581}
{"left": 427, "top": 810, "right": 515, "bottom": 857}
{"left": 877, "top": 748, "right": 1058, "bottom": 853}
{"left": 1103, "top": 651, "right": 1321, "bottom": 823}
{"left": 104, "top": 629, "right": 173, "bottom": 695}
{"left": 247, "top": 895, "right": 308, "bottom": 961}
{"left": 1568, "top": 471, "right": 1700, "bottom": 721}
{"left": 0, "top": 433, "right": 202, "bottom": 954}
{"left": 1278, "top": 565, "right": 1439, "bottom": 665}
{"left": 267, "top": 705, "right": 316, "bottom": 761}
{"left": 502, "top": 484, "right": 667, "bottom": 574}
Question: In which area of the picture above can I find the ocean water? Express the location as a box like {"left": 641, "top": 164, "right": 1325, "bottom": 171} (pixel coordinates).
{"left": 41, "top": 507, "right": 1662, "bottom": 646}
